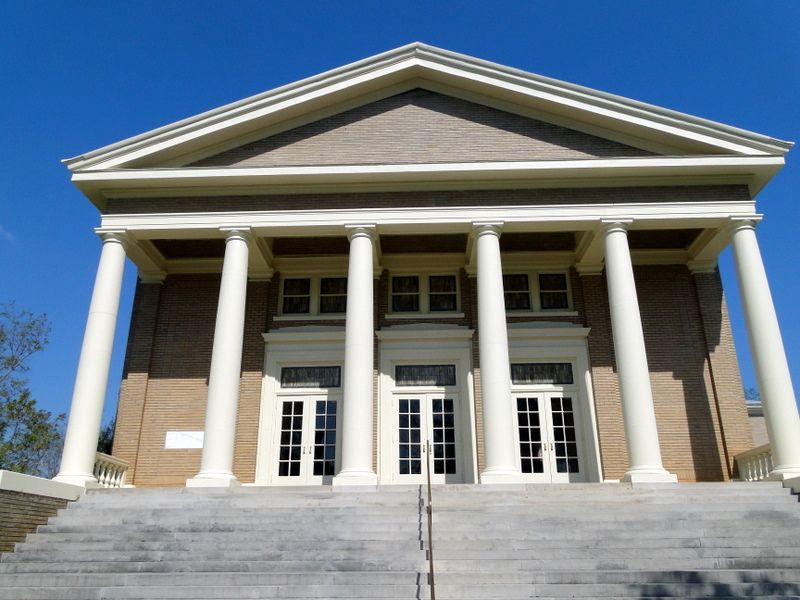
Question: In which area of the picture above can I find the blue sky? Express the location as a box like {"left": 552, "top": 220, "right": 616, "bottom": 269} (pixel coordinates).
{"left": 1, "top": 1, "right": 799, "bottom": 424}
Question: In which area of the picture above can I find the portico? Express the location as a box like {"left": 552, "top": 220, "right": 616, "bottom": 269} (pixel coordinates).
{"left": 55, "top": 44, "right": 800, "bottom": 489}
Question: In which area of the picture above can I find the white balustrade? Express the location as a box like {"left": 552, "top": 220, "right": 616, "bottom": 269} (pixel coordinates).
{"left": 735, "top": 444, "right": 774, "bottom": 482}
{"left": 93, "top": 452, "right": 129, "bottom": 488}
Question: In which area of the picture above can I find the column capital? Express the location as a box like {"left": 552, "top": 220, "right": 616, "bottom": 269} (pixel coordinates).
{"left": 94, "top": 228, "right": 129, "bottom": 249}
{"left": 728, "top": 216, "right": 763, "bottom": 234}
{"left": 220, "top": 227, "right": 252, "bottom": 243}
{"left": 472, "top": 222, "right": 504, "bottom": 238}
{"left": 600, "top": 219, "right": 633, "bottom": 236}
{"left": 345, "top": 224, "right": 376, "bottom": 242}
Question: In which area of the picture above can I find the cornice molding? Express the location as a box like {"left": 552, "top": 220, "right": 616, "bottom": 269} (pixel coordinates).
{"left": 63, "top": 43, "right": 792, "bottom": 176}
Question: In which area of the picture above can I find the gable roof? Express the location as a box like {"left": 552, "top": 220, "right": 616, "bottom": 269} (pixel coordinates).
{"left": 64, "top": 43, "right": 792, "bottom": 209}
{"left": 64, "top": 42, "right": 792, "bottom": 172}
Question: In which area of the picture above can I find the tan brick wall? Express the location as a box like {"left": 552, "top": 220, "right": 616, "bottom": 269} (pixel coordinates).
{"left": 191, "top": 89, "right": 652, "bottom": 168}
{"left": 116, "top": 259, "right": 750, "bottom": 485}
{"left": 0, "top": 490, "right": 68, "bottom": 554}
{"left": 583, "top": 265, "right": 749, "bottom": 482}
{"left": 103, "top": 185, "right": 750, "bottom": 215}
{"left": 693, "top": 269, "right": 753, "bottom": 469}
{"left": 637, "top": 265, "right": 726, "bottom": 481}
{"left": 116, "top": 274, "right": 268, "bottom": 487}
{"left": 581, "top": 273, "right": 627, "bottom": 479}
{"left": 114, "top": 281, "right": 162, "bottom": 483}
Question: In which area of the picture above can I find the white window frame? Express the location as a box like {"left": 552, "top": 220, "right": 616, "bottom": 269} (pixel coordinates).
{"left": 276, "top": 274, "right": 348, "bottom": 320}
{"left": 387, "top": 272, "right": 463, "bottom": 318}
{"left": 503, "top": 269, "right": 575, "bottom": 315}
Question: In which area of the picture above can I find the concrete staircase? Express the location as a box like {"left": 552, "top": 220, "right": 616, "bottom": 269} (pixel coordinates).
{"left": 1, "top": 482, "right": 799, "bottom": 599}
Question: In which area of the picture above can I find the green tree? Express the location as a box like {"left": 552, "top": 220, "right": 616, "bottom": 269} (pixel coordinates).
{"left": 97, "top": 418, "right": 115, "bottom": 455}
{"left": 0, "top": 302, "right": 65, "bottom": 476}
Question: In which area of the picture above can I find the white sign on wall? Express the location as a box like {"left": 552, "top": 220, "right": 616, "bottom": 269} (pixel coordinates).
{"left": 164, "top": 431, "right": 204, "bottom": 449}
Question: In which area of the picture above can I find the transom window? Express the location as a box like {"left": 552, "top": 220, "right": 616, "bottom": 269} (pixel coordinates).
{"left": 511, "top": 362, "right": 574, "bottom": 385}
{"left": 390, "top": 274, "right": 459, "bottom": 314}
{"left": 395, "top": 364, "right": 457, "bottom": 387}
{"left": 280, "top": 276, "right": 347, "bottom": 316}
{"left": 503, "top": 272, "right": 570, "bottom": 312}
{"left": 280, "top": 366, "right": 342, "bottom": 388}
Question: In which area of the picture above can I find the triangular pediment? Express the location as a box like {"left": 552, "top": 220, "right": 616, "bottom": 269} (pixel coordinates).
{"left": 189, "top": 89, "right": 654, "bottom": 168}
{"left": 65, "top": 43, "right": 790, "bottom": 174}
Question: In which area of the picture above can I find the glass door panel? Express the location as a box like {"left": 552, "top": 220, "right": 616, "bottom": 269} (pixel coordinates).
{"left": 393, "top": 394, "right": 462, "bottom": 484}
{"left": 550, "top": 396, "right": 581, "bottom": 479}
{"left": 273, "top": 396, "right": 339, "bottom": 485}
{"left": 277, "top": 400, "right": 304, "bottom": 478}
{"left": 311, "top": 399, "right": 337, "bottom": 479}
{"left": 514, "top": 393, "right": 584, "bottom": 483}
{"left": 398, "top": 399, "right": 422, "bottom": 476}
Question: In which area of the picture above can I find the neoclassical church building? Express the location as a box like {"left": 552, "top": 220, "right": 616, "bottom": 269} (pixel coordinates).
{"left": 54, "top": 44, "right": 800, "bottom": 490}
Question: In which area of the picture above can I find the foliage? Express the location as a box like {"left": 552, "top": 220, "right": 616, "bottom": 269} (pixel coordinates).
{"left": 97, "top": 418, "right": 115, "bottom": 455}
{"left": 745, "top": 387, "right": 761, "bottom": 403}
{"left": 0, "top": 302, "right": 65, "bottom": 476}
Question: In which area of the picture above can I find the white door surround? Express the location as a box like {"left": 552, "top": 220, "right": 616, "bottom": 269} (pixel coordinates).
{"left": 507, "top": 324, "right": 603, "bottom": 483}
{"left": 378, "top": 327, "right": 478, "bottom": 485}
{"left": 255, "top": 329, "right": 345, "bottom": 486}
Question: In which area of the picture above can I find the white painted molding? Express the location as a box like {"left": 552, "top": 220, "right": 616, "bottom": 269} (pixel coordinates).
{"left": 262, "top": 329, "right": 346, "bottom": 343}
{"left": 506, "top": 326, "right": 591, "bottom": 339}
{"left": 0, "top": 470, "right": 84, "bottom": 501}
{"left": 101, "top": 201, "right": 758, "bottom": 235}
{"left": 64, "top": 43, "right": 790, "bottom": 174}
{"left": 73, "top": 155, "right": 784, "bottom": 209}
{"left": 376, "top": 326, "right": 475, "bottom": 341}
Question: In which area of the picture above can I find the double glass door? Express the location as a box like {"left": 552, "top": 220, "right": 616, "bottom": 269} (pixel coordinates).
{"left": 514, "top": 392, "right": 584, "bottom": 483}
{"left": 393, "top": 394, "right": 462, "bottom": 484}
{"left": 272, "top": 395, "right": 339, "bottom": 485}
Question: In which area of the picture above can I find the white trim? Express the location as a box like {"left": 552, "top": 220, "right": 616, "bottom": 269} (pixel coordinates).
{"left": 0, "top": 470, "right": 84, "bottom": 501}
{"left": 378, "top": 340, "right": 477, "bottom": 485}
{"left": 262, "top": 329, "right": 345, "bottom": 343}
{"left": 64, "top": 43, "right": 790, "bottom": 173}
{"left": 376, "top": 326, "right": 474, "bottom": 341}
{"left": 256, "top": 339, "right": 345, "bottom": 486}
{"left": 74, "top": 155, "right": 783, "bottom": 208}
{"left": 100, "top": 201, "right": 758, "bottom": 236}
{"left": 506, "top": 330, "right": 603, "bottom": 483}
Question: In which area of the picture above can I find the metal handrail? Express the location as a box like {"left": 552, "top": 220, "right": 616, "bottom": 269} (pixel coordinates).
{"left": 425, "top": 440, "right": 436, "bottom": 600}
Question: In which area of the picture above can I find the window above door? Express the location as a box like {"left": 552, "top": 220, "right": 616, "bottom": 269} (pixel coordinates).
{"left": 279, "top": 275, "right": 347, "bottom": 317}
{"left": 388, "top": 273, "right": 461, "bottom": 317}
{"left": 503, "top": 271, "right": 573, "bottom": 314}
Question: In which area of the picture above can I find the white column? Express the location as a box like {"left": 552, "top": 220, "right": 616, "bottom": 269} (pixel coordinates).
{"left": 333, "top": 226, "right": 378, "bottom": 486}
{"left": 730, "top": 219, "right": 800, "bottom": 481}
{"left": 188, "top": 229, "right": 250, "bottom": 487}
{"left": 55, "top": 232, "right": 128, "bottom": 487}
{"left": 603, "top": 221, "right": 677, "bottom": 483}
{"left": 474, "top": 223, "right": 521, "bottom": 484}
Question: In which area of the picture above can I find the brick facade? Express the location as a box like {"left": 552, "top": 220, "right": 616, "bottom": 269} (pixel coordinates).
{"left": 114, "top": 257, "right": 752, "bottom": 486}
{"left": 0, "top": 490, "right": 68, "bottom": 554}
{"left": 191, "top": 89, "right": 652, "bottom": 168}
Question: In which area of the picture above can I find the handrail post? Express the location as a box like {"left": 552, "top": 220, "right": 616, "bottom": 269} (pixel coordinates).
{"left": 425, "top": 439, "right": 436, "bottom": 600}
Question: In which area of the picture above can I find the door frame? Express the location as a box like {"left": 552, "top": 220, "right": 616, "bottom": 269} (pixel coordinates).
{"left": 377, "top": 327, "right": 477, "bottom": 485}
{"left": 255, "top": 330, "right": 345, "bottom": 486}
{"left": 507, "top": 325, "right": 603, "bottom": 483}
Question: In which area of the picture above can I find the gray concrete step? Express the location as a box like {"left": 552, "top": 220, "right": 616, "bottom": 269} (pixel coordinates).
{"left": 2, "top": 482, "right": 799, "bottom": 599}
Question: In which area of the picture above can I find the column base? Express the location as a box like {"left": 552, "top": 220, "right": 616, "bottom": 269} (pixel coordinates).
{"left": 52, "top": 473, "right": 103, "bottom": 490}
{"left": 622, "top": 468, "right": 678, "bottom": 484}
{"left": 480, "top": 468, "right": 524, "bottom": 485}
{"left": 332, "top": 470, "right": 378, "bottom": 487}
{"left": 186, "top": 473, "right": 241, "bottom": 488}
{"left": 768, "top": 467, "right": 800, "bottom": 493}
{"left": 768, "top": 465, "right": 800, "bottom": 481}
